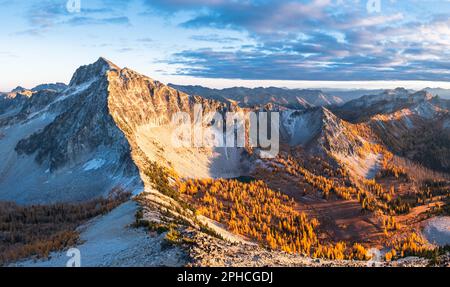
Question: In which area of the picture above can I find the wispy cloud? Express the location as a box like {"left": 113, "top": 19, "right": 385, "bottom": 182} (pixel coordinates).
{"left": 145, "top": 0, "right": 450, "bottom": 81}
{"left": 3, "top": 0, "right": 450, "bottom": 84}
{"left": 64, "top": 16, "right": 130, "bottom": 26}
{"left": 190, "top": 34, "right": 240, "bottom": 43}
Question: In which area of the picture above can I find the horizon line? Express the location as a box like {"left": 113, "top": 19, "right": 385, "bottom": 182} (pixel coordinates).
{"left": 160, "top": 78, "right": 450, "bottom": 91}
{"left": 3, "top": 77, "right": 450, "bottom": 93}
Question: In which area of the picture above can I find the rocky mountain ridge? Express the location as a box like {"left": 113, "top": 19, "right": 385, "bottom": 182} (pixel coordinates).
{"left": 170, "top": 84, "right": 344, "bottom": 110}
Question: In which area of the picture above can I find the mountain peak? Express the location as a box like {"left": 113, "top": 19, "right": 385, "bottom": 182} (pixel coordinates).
{"left": 411, "top": 90, "right": 434, "bottom": 101}
{"left": 11, "top": 86, "right": 27, "bottom": 93}
{"left": 69, "top": 57, "right": 120, "bottom": 87}
{"left": 394, "top": 87, "right": 408, "bottom": 92}
{"left": 96, "top": 57, "right": 120, "bottom": 70}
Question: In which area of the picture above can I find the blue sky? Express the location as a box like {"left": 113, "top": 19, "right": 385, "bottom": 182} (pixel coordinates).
{"left": 1, "top": 0, "right": 450, "bottom": 91}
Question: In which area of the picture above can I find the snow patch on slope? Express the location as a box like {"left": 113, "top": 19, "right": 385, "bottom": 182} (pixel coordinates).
{"left": 335, "top": 153, "right": 382, "bottom": 179}
{"left": 371, "top": 101, "right": 444, "bottom": 131}
{"left": 423, "top": 217, "right": 450, "bottom": 247}
{"left": 135, "top": 124, "right": 245, "bottom": 179}
{"left": 0, "top": 115, "right": 141, "bottom": 204}
{"left": 14, "top": 201, "right": 187, "bottom": 267}
{"left": 412, "top": 101, "right": 442, "bottom": 119}
{"left": 83, "top": 158, "right": 106, "bottom": 171}
{"left": 280, "top": 109, "right": 322, "bottom": 146}
{"left": 50, "top": 79, "right": 95, "bottom": 105}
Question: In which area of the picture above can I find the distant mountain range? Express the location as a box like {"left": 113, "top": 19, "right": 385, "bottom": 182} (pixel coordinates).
{"left": 169, "top": 84, "right": 345, "bottom": 110}
{"left": 424, "top": 87, "right": 450, "bottom": 99}
{"left": 332, "top": 88, "right": 450, "bottom": 172}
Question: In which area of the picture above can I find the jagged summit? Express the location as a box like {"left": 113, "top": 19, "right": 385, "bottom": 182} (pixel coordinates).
{"left": 98, "top": 56, "right": 119, "bottom": 67}
{"left": 410, "top": 90, "right": 434, "bottom": 101}
{"left": 69, "top": 57, "right": 120, "bottom": 87}
{"left": 11, "top": 86, "right": 28, "bottom": 93}
{"left": 391, "top": 87, "right": 409, "bottom": 94}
